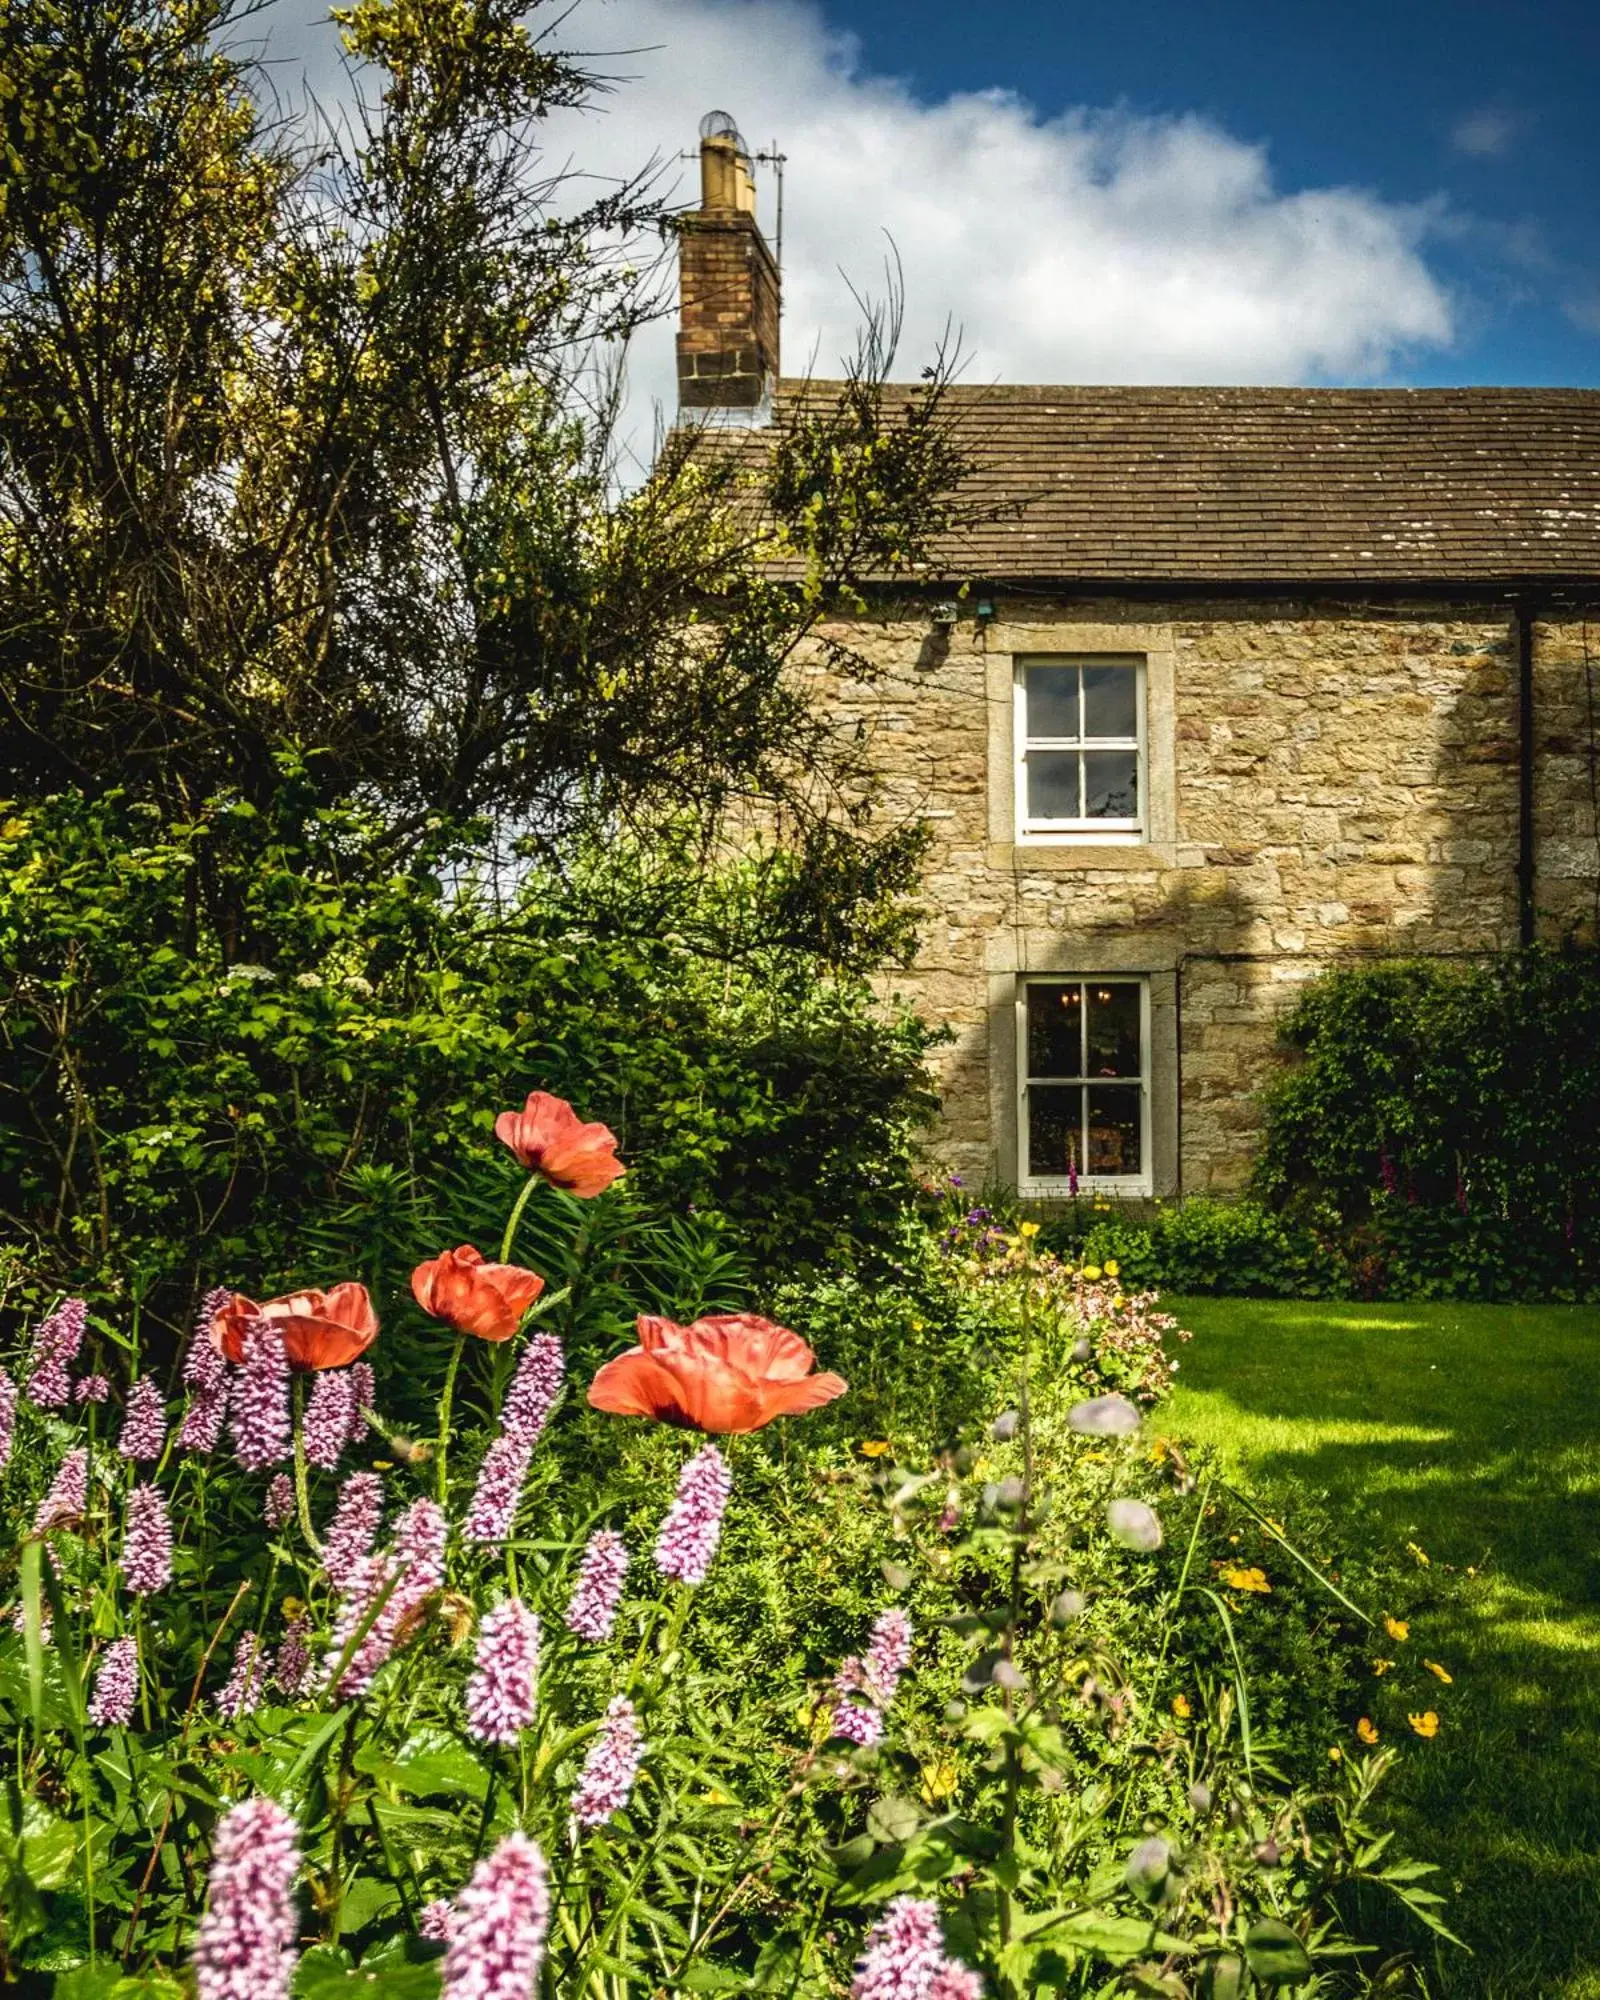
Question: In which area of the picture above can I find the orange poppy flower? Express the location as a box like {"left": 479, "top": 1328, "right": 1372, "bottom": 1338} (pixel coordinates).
{"left": 410, "top": 1246, "right": 547, "bottom": 1342}
{"left": 494, "top": 1091, "right": 625, "bottom": 1197}
{"left": 209, "top": 1283, "right": 378, "bottom": 1371}
{"left": 587, "top": 1312, "right": 848, "bottom": 1434}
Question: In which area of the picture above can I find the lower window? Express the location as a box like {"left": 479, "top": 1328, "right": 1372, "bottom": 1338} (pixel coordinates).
{"left": 1018, "top": 977, "right": 1150, "bottom": 1194}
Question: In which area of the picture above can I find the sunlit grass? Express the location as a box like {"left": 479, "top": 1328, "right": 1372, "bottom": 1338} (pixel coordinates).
{"left": 1167, "top": 1296, "right": 1600, "bottom": 2000}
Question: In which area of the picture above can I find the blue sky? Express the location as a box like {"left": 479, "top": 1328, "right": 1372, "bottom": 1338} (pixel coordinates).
{"left": 797, "top": 0, "right": 1600, "bottom": 386}
{"left": 261, "top": 0, "right": 1600, "bottom": 399}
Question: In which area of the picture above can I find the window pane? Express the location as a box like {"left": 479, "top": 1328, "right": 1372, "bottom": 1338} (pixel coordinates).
{"left": 1026, "top": 751, "right": 1080, "bottom": 821}
{"left": 1083, "top": 749, "right": 1138, "bottom": 820}
{"left": 1086, "top": 983, "right": 1142, "bottom": 1077}
{"left": 1087, "top": 1085, "right": 1141, "bottom": 1175}
{"left": 1025, "top": 665, "right": 1080, "bottom": 739}
{"left": 1082, "top": 663, "right": 1137, "bottom": 740}
{"left": 1027, "top": 983, "right": 1082, "bottom": 1078}
{"left": 1028, "top": 1083, "right": 1083, "bottom": 1179}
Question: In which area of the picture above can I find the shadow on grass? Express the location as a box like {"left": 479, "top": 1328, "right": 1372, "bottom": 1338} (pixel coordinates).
{"left": 1166, "top": 1298, "right": 1600, "bottom": 2000}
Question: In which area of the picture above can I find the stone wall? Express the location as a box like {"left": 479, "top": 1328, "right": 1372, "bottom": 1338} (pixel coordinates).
{"left": 800, "top": 596, "right": 1600, "bottom": 1195}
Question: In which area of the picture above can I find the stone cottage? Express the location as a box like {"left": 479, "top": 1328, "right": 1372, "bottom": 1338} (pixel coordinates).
{"left": 675, "top": 118, "right": 1600, "bottom": 1200}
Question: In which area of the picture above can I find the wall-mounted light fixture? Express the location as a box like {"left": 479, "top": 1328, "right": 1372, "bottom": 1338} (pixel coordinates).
{"left": 929, "top": 600, "right": 960, "bottom": 628}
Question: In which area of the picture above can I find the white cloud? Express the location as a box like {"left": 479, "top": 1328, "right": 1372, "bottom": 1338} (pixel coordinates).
{"left": 548, "top": 0, "right": 1454, "bottom": 444}
{"left": 247, "top": 0, "right": 1458, "bottom": 451}
{"left": 1451, "top": 107, "right": 1517, "bottom": 159}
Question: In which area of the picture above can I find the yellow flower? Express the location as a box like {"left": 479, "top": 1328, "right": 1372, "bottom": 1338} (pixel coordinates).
{"left": 1424, "top": 1659, "right": 1454, "bottom": 1684}
{"left": 1356, "top": 1717, "right": 1380, "bottom": 1745}
{"left": 910, "top": 1319, "right": 925, "bottom": 1333}
{"left": 859, "top": 1440, "right": 891, "bottom": 1458}
{"left": 1264, "top": 1517, "right": 1285, "bottom": 1536}
{"left": 1407, "top": 1541, "right": 1431, "bottom": 1568}
{"left": 1328, "top": 1746, "right": 1343, "bottom": 1762}
{"left": 1149, "top": 1435, "right": 1174, "bottom": 1463}
{"left": 919, "top": 1759, "right": 959, "bottom": 1803}
{"left": 1222, "top": 1567, "right": 1271, "bottom": 1594}
{"left": 1171, "top": 1693, "right": 1192, "bottom": 1719}
{"left": 1019, "top": 1220, "right": 1040, "bottom": 1239}
{"left": 1409, "top": 1710, "right": 1441, "bottom": 1739}
{"left": 1103, "top": 1258, "right": 1120, "bottom": 1277}
{"left": 280, "top": 1595, "right": 306, "bottom": 1620}
{"left": 1372, "top": 1659, "right": 1394, "bottom": 1677}
{"left": 1082, "top": 1264, "right": 1103, "bottom": 1281}
{"left": 1383, "top": 1615, "right": 1409, "bottom": 1642}
{"left": 372, "top": 1460, "right": 394, "bottom": 1472}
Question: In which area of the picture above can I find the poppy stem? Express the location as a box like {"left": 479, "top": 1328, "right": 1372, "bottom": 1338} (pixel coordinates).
{"left": 291, "top": 1376, "right": 322, "bottom": 1553}
{"left": 500, "top": 1173, "right": 540, "bottom": 1265}
{"left": 436, "top": 1333, "right": 466, "bottom": 1504}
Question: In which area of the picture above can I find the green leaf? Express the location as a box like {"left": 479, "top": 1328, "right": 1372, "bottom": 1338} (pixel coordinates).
{"left": 866, "top": 1795, "right": 921, "bottom": 1845}
{"left": 1243, "top": 1920, "right": 1313, "bottom": 1984}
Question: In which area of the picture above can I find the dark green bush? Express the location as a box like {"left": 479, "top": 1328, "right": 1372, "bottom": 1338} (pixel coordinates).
{"left": 1254, "top": 949, "right": 1600, "bottom": 1301}
{"left": 1039, "top": 1197, "right": 1346, "bottom": 1299}
{"left": 0, "top": 784, "right": 937, "bottom": 1340}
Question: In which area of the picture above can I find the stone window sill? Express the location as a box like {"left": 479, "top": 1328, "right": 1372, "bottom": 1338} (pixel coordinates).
{"left": 987, "top": 842, "right": 1174, "bottom": 873}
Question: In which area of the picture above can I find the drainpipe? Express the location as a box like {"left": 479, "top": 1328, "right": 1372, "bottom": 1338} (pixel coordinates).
{"left": 1516, "top": 600, "right": 1536, "bottom": 947}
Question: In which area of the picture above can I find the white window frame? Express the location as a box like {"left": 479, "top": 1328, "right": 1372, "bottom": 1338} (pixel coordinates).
{"left": 1014, "top": 655, "right": 1147, "bottom": 844}
{"left": 1017, "top": 976, "right": 1152, "bottom": 1197}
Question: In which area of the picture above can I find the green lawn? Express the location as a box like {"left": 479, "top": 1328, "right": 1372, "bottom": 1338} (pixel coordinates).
{"left": 1166, "top": 1297, "right": 1600, "bottom": 2000}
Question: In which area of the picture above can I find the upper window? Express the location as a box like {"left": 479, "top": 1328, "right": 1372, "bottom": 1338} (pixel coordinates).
{"left": 1015, "top": 656, "right": 1144, "bottom": 841}
{"left": 1018, "top": 977, "right": 1149, "bottom": 1193}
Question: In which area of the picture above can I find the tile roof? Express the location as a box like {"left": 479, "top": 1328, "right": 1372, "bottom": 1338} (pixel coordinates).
{"left": 772, "top": 381, "right": 1600, "bottom": 587}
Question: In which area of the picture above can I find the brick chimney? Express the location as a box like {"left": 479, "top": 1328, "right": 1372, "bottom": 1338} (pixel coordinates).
{"left": 676, "top": 112, "right": 779, "bottom": 418}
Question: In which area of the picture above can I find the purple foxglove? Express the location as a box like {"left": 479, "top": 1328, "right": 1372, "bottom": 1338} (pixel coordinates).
{"left": 232, "top": 1319, "right": 291, "bottom": 1471}
{"left": 120, "top": 1483, "right": 173, "bottom": 1596}
{"left": 264, "top": 1474, "right": 294, "bottom": 1530}
{"left": 571, "top": 1696, "right": 645, "bottom": 1829}
{"left": 851, "top": 1897, "right": 948, "bottom": 2000}
{"left": 322, "top": 1472, "right": 384, "bottom": 1591}
{"left": 34, "top": 1446, "right": 88, "bottom": 1534}
{"left": 87, "top": 1636, "right": 139, "bottom": 1728}
{"left": 303, "top": 1369, "right": 353, "bottom": 1471}
{"left": 442, "top": 1831, "right": 549, "bottom": 2000}
{"left": 118, "top": 1377, "right": 167, "bottom": 1462}
{"left": 464, "top": 1599, "right": 540, "bottom": 1746}
{"left": 191, "top": 1794, "right": 301, "bottom": 2000}
{"left": 653, "top": 1444, "right": 732, "bottom": 1587}
{"left": 216, "top": 1631, "right": 272, "bottom": 1719}
{"left": 462, "top": 1434, "right": 533, "bottom": 1546}
{"left": 563, "top": 1528, "right": 629, "bottom": 1642}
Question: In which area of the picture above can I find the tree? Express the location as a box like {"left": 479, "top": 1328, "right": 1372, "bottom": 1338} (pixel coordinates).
{"left": 0, "top": 0, "right": 981, "bottom": 957}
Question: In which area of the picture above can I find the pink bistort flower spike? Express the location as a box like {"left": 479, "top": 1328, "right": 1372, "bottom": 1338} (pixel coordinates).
{"left": 87, "top": 1636, "right": 139, "bottom": 1728}
{"left": 187, "top": 1289, "right": 232, "bottom": 1389}
{"left": 653, "top": 1443, "right": 732, "bottom": 1587}
{"left": 864, "top": 1608, "right": 914, "bottom": 1708}
{"left": 232, "top": 1319, "right": 291, "bottom": 1471}
{"left": 26, "top": 1297, "right": 87, "bottom": 1409}
{"left": 418, "top": 1898, "right": 456, "bottom": 1941}
{"left": 216, "top": 1631, "right": 272, "bottom": 1719}
{"left": 328, "top": 1497, "right": 447, "bottom": 1698}
{"left": 564, "top": 1528, "right": 629, "bottom": 1642}
{"left": 34, "top": 1446, "right": 89, "bottom": 1534}
{"left": 345, "top": 1361, "right": 376, "bottom": 1445}
{"left": 75, "top": 1374, "right": 109, "bottom": 1404}
{"left": 119, "top": 1377, "right": 167, "bottom": 1462}
{"left": 303, "top": 1369, "right": 353, "bottom": 1471}
{"left": 829, "top": 1696, "right": 884, "bottom": 1748}
{"left": 0, "top": 1374, "right": 16, "bottom": 1470}
{"left": 264, "top": 1474, "right": 294, "bottom": 1530}
{"left": 275, "top": 1617, "right": 312, "bottom": 1698}
{"left": 121, "top": 1483, "right": 174, "bottom": 1596}
{"left": 442, "top": 1830, "right": 550, "bottom": 2000}
{"left": 177, "top": 1374, "right": 230, "bottom": 1455}
{"left": 851, "top": 1896, "right": 948, "bottom": 2000}
{"left": 927, "top": 1964, "right": 984, "bottom": 2000}
{"left": 322, "top": 1472, "right": 384, "bottom": 1591}
{"left": 501, "top": 1332, "right": 564, "bottom": 1447}
{"left": 571, "top": 1695, "right": 645, "bottom": 1829}
{"left": 464, "top": 1599, "right": 540, "bottom": 1746}
{"left": 191, "top": 1794, "right": 301, "bottom": 2000}
{"left": 462, "top": 1433, "right": 534, "bottom": 1546}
